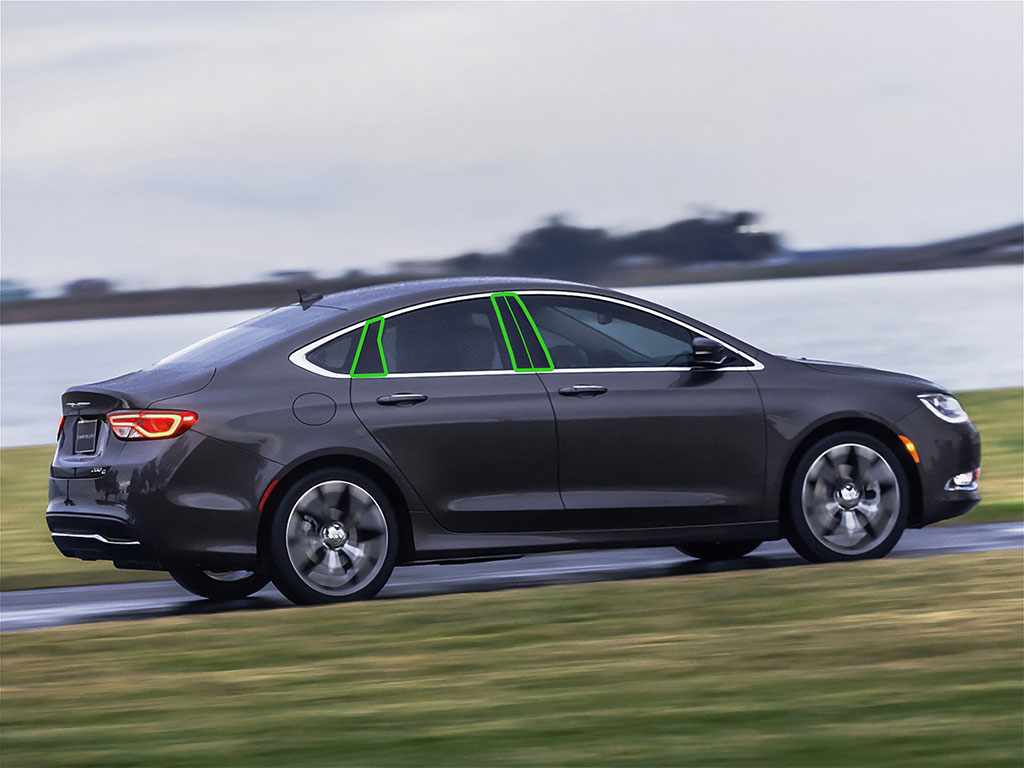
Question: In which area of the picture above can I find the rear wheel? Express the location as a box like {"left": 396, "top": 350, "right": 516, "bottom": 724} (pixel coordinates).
{"left": 786, "top": 431, "right": 909, "bottom": 563}
{"left": 268, "top": 468, "right": 399, "bottom": 605}
{"left": 169, "top": 566, "right": 269, "bottom": 601}
{"left": 677, "top": 540, "right": 762, "bottom": 561}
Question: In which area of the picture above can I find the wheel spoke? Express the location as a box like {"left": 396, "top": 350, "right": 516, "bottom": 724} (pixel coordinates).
{"left": 854, "top": 509, "right": 877, "bottom": 538}
{"left": 820, "top": 508, "right": 844, "bottom": 536}
{"left": 323, "top": 549, "right": 344, "bottom": 574}
{"left": 845, "top": 445, "right": 860, "bottom": 475}
{"left": 341, "top": 543, "right": 366, "bottom": 568}
{"left": 822, "top": 450, "right": 839, "bottom": 476}
{"left": 859, "top": 455, "right": 884, "bottom": 486}
{"left": 332, "top": 484, "right": 351, "bottom": 523}
{"left": 299, "top": 546, "right": 327, "bottom": 576}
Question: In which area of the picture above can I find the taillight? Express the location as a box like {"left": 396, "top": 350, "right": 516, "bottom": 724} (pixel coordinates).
{"left": 57, "top": 416, "right": 65, "bottom": 441}
{"left": 107, "top": 410, "right": 198, "bottom": 440}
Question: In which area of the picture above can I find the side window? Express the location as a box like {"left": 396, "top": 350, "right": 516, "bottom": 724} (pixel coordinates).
{"left": 305, "top": 329, "right": 358, "bottom": 374}
{"left": 521, "top": 295, "right": 698, "bottom": 369}
{"left": 380, "top": 298, "right": 511, "bottom": 374}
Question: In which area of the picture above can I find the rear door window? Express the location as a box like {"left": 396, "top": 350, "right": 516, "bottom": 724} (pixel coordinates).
{"left": 324, "top": 298, "right": 512, "bottom": 376}
{"left": 380, "top": 298, "right": 510, "bottom": 374}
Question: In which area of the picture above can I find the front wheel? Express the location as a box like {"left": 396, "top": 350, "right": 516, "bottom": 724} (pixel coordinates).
{"left": 169, "top": 566, "right": 269, "bottom": 601}
{"left": 677, "top": 539, "right": 762, "bottom": 561}
{"left": 786, "top": 432, "right": 909, "bottom": 563}
{"left": 268, "top": 468, "right": 399, "bottom": 605}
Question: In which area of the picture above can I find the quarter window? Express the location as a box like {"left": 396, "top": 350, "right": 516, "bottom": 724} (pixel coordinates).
{"left": 305, "top": 330, "right": 357, "bottom": 374}
{"left": 522, "top": 295, "right": 700, "bottom": 369}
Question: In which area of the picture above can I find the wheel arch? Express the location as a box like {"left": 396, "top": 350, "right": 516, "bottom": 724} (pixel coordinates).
{"left": 256, "top": 453, "right": 416, "bottom": 566}
{"left": 779, "top": 417, "right": 923, "bottom": 530}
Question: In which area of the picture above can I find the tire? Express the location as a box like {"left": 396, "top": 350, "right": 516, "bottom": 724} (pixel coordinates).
{"left": 268, "top": 468, "right": 399, "bottom": 605}
{"left": 169, "top": 566, "right": 269, "bottom": 601}
{"left": 677, "top": 539, "right": 762, "bottom": 561}
{"left": 785, "top": 431, "right": 909, "bottom": 563}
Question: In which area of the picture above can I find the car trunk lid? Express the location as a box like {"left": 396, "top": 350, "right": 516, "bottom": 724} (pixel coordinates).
{"left": 57, "top": 364, "right": 214, "bottom": 461}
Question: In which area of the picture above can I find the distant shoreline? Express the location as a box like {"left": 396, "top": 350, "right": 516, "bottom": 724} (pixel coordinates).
{"left": 2, "top": 240, "right": 1020, "bottom": 326}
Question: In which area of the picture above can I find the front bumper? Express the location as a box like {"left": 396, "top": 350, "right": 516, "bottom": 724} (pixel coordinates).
{"left": 896, "top": 406, "right": 982, "bottom": 527}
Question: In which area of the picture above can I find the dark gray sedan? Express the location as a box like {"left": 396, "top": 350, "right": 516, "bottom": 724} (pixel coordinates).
{"left": 47, "top": 278, "right": 981, "bottom": 604}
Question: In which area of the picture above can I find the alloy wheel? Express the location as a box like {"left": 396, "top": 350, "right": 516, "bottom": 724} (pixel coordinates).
{"left": 284, "top": 480, "right": 390, "bottom": 597}
{"left": 800, "top": 443, "right": 901, "bottom": 555}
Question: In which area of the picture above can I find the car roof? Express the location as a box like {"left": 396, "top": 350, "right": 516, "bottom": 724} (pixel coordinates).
{"left": 250, "top": 274, "right": 766, "bottom": 365}
{"left": 311, "top": 276, "right": 604, "bottom": 314}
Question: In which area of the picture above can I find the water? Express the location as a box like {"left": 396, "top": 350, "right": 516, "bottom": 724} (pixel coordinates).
{"left": 2, "top": 265, "right": 1020, "bottom": 448}
{"left": 630, "top": 265, "right": 1023, "bottom": 391}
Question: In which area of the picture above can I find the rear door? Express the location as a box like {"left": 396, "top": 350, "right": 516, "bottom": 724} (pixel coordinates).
{"left": 346, "top": 296, "right": 562, "bottom": 532}
{"left": 520, "top": 292, "right": 767, "bottom": 528}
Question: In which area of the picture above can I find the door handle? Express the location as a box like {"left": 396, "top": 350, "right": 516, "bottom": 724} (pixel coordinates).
{"left": 557, "top": 385, "right": 607, "bottom": 397}
{"left": 376, "top": 393, "right": 428, "bottom": 406}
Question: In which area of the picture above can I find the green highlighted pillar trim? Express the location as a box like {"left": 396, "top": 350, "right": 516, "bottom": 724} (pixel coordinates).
{"left": 490, "top": 292, "right": 554, "bottom": 372}
{"left": 350, "top": 316, "right": 388, "bottom": 377}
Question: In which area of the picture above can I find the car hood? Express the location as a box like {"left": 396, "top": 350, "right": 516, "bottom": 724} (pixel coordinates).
{"left": 783, "top": 357, "right": 942, "bottom": 391}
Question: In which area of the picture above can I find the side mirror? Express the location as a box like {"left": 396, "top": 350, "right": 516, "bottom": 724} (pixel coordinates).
{"left": 692, "top": 336, "right": 728, "bottom": 367}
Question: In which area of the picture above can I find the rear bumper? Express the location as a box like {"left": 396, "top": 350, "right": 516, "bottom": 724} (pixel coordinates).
{"left": 46, "top": 513, "right": 163, "bottom": 570}
{"left": 47, "top": 430, "right": 281, "bottom": 571}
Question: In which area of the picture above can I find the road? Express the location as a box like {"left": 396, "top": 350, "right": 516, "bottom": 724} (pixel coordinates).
{"left": 2, "top": 522, "right": 1021, "bottom": 633}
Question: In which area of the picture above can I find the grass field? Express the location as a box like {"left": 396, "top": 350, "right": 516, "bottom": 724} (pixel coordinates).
{"left": 1, "top": 388, "right": 1020, "bottom": 591}
{"left": 948, "top": 389, "right": 1024, "bottom": 523}
{"left": 1, "top": 550, "right": 1021, "bottom": 767}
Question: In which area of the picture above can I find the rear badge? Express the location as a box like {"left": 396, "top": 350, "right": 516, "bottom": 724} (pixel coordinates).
{"left": 74, "top": 420, "right": 99, "bottom": 454}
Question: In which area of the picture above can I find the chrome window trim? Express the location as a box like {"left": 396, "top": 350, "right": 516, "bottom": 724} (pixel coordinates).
{"left": 288, "top": 290, "right": 764, "bottom": 379}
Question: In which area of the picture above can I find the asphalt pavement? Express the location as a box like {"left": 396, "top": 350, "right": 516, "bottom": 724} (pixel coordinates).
{"left": 2, "top": 522, "right": 1021, "bottom": 633}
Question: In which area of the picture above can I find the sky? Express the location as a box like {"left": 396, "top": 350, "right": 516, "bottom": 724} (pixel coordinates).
{"left": 2, "top": 1, "right": 1022, "bottom": 293}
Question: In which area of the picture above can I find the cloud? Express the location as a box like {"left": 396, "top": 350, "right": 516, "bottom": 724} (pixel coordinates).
{"left": 1, "top": 1, "right": 1021, "bottom": 290}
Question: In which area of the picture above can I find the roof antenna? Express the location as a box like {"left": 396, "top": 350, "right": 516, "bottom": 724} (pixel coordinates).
{"left": 297, "top": 288, "right": 324, "bottom": 310}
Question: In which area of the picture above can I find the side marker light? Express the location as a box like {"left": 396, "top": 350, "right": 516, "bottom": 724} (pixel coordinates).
{"left": 898, "top": 435, "right": 920, "bottom": 463}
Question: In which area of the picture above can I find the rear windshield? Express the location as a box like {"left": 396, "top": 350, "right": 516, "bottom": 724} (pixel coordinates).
{"left": 159, "top": 306, "right": 341, "bottom": 366}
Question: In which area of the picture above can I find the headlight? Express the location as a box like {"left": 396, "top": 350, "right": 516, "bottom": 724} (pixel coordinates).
{"left": 919, "top": 393, "right": 969, "bottom": 423}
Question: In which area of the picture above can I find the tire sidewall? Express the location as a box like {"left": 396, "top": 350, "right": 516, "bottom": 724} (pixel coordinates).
{"left": 268, "top": 467, "right": 399, "bottom": 605}
{"left": 676, "top": 539, "right": 762, "bottom": 561}
{"left": 786, "top": 431, "right": 910, "bottom": 563}
{"left": 168, "top": 566, "right": 269, "bottom": 600}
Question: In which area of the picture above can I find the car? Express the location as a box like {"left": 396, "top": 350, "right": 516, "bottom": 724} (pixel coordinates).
{"left": 47, "top": 277, "right": 981, "bottom": 604}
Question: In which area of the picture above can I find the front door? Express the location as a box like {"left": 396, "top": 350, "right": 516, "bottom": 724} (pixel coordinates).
{"left": 520, "top": 292, "right": 766, "bottom": 528}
